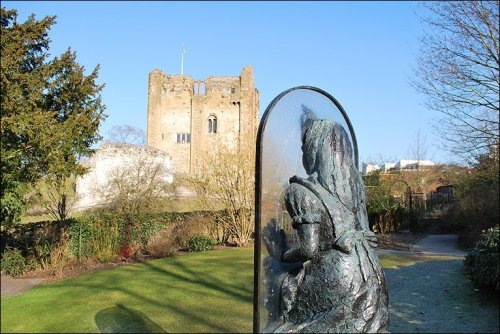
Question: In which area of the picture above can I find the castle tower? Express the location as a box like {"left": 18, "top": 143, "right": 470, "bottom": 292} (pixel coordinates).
{"left": 146, "top": 66, "right": 260, "bottom": 175}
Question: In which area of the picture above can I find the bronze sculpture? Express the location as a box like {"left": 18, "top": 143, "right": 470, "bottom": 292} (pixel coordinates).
{"left": 262, "top": 111, "right": 389, "bottom": 333}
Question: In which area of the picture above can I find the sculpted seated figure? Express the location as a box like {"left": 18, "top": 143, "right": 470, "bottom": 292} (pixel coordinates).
{"left": 263, "top": 114, "right": 389, "bottom": 333}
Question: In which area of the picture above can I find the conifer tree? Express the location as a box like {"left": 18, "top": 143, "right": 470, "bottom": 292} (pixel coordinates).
{"left": 1, "top": 7, "right": 106, "bottom": 223}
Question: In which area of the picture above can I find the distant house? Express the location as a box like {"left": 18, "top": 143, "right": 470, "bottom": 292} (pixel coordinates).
{"left": 394, "top": 160, "right": 436, "bottom": 171}
{"left": 362, "top": 159, "right": 439, "bottom": 175}
{"left": 380, "top": 163, "right": 396, "bottom": 173}
{"left": 436, "top": 185, "right": 454, "bottom": 200}
{"left": 362, "top": 162, "right": 380, "bottom": 175}
{"left": 362, "top": 162, "right": 397, "bottom": 174}
{"left": 427, "top": 184, "right": 454, "bottom": 209}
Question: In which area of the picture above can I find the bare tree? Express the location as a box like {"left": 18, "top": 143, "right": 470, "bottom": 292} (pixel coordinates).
{"left": 99, "top": 156, "right": 173, "bottom": 216}
{"left": 191, "top": 142, "right": 255, "bottom": 247}
{"left": 97, "top": 154, "right": 173, "bottom": 256}
{"left": 31, "top": 175, "right": 78, "bottom": 221}
{"left": 408, "top": 129, "right": 429, "bottom": 162}
{"left": 412, "top": 1, "right": 499, "bottom": 162}
{"left": 107, "top": 125, "right": 146, "bottom": 145}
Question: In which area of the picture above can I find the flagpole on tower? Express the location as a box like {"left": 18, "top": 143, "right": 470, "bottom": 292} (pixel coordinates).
{"left": 181, "top": 44, "right": 186, "bottom": 75}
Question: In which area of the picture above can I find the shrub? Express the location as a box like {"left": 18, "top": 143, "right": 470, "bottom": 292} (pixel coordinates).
{"left": 1, "top": 247, "right": 28, "bottom": 277}
{"left": 187, "top": 235, "right": 215, "bottom": 252}
{"left": 90, "top": 219, "right": 120, "bottom": 263}
{"left": 49, "top": 240, "right": 74, "bottom": 278}
{"left": 119, "top": 243, "right": 135, "bottom": 260}
{"left": 146, "top": 215, "right": 211, "bottom": 257}
{"left": 69, "top": 215, "right": 122, "bottom": 262}
{"left": 2, "top": 211, "right": 215, "bottom": 266}
{"left": 464, "top": 226, "right": 499, "bottom": 291}
{"left": 33, "top": 240, "right": 52, "bottom": 270}
{"left": 68, "top": 217, "right": 94, "bottom": 261}
{"left": 0, "top": 220, "right": 68, "bottom": 260}
{"left": 174, "top": 214, "right": 211, "bottom": 248}
{"left": 446, "top": 157, "right": 499, "bottom": 248}
{"left": 146, "top": 223, "right": 180, "bottom": 258}
{"left": 69, "top": 213, "right": 171, "bottom": 261}
{"left": 0, "top": 192, "right": 26, "bottom": 225}
{"left": 368, "top": 205, "right": 410, "bottom": 234}
{"left": 131, "top": 213, "right": 166, "bottom": 252}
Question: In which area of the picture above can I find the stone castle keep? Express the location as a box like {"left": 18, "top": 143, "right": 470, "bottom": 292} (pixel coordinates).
{"left": 147, "top": 65, "right": 260, "bottom": 175}
{"left": 75, "top": 66, "right": 259, "bottom": 210}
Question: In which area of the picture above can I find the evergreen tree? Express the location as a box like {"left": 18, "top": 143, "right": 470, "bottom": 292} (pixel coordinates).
{"left": 1, "top": 8, "right": 106, "bottom": 223}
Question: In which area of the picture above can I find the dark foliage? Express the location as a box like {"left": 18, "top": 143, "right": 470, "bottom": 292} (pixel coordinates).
{"left": 464, "top": 226, "right": 499, "bottom": 291}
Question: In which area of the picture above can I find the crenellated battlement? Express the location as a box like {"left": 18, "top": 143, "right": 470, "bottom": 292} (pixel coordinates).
{"left": 146, "top": 66, "right": 259, "bottom": 175}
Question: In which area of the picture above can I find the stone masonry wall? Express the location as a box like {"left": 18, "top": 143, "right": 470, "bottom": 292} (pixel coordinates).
{"left": 75, "top": 143, "right": 173, "bottom": 211}
{"left": 146, "top": 66, "right": 259, "bottom": 175}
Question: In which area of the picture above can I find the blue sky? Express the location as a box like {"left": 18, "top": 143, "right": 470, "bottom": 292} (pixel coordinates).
{"left": 4, "top": 1, "right": 453, "bottom": 164}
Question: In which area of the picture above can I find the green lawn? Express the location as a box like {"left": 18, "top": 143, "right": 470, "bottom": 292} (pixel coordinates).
{"left": 1, "top": 249, "right": 254, "bottom": 333}
{"left": 2, "top": 250, "right": 498, "bottom": 333}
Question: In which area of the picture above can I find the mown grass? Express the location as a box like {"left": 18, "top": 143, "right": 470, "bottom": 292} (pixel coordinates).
{"left": 20, "top": 196, "right": 206, "bottom": 224}
{"left": 20, "top": 210, "right": 87, "bottom": 224}
{"left": 1, "top": 250, "right": 485, "bottom": 333}
{"left": 380, "top": 253, "right": 459, "bottom": 269}
{"left": 1, "top": 249, "right": 254, "bottom": 333}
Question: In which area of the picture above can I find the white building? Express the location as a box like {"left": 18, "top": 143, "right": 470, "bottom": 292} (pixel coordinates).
{"left": 75, "top": 143, "right": 173, "bottom": 211}
{"left": 362, "top": 162, "right": 380, "bottom": 175}
{"left": 380, "top": 163, "right": 396, "bottom": 173}
{"left": 394, "top": 160, "right": 436, "bottom": 171}
{"left": 362, "top": 160, "right": 438, "bottom": 174}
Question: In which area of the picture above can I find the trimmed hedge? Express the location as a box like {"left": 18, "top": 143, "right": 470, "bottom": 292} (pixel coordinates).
{"left": 1, "top": 211, "right": 213, "bottom": 263}
{"left": 0, "top": 220, "right": 68, "bottom": 261}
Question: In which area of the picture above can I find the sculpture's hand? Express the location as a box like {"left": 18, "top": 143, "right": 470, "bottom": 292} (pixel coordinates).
{"left": 363, "top": 230, "right": 378, "bottom": 248}
{"left": 281, "top": 223, "right": 320, "bottom": 263}
{"left": 263, "top": 219, "right": 287, "bottom": 260}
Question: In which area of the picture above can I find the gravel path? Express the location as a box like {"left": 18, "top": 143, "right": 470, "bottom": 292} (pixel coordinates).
{"left": 409, "top": 234, "right": 467, "bottom": 257}
{"left": 383, "top": 234, "right": 499, "bottom": 333}
{"left": 1, "top": 275, "right": 44, "bottom": 297}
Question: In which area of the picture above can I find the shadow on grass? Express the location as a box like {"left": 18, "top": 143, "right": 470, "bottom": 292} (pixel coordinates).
{"left": 95, "top": 303, "right": 166, "bottom": 333}
{"left": 141, "top": 256, "right": 253, "bottom": 303}
{"left": 385, "top": 259, "right": 499, "bottom": 333}
{"left": 68, "top": 251, "right": 253, "bottom": 333}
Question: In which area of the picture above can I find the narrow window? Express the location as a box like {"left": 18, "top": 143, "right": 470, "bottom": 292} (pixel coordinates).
{"left": 199, "top": 81, "right": 206, "bottom": 95}
{"left": 161, "top": 133, "right": 164, "bottom": 140}
{"left": 208, "top": 115, "right": 217, "bottom": 134}
{"left": 231, "top": 87, "right": 236, "bottom": 93}
{"left": 176, "top": 133, "right": 191, "bottom": 143}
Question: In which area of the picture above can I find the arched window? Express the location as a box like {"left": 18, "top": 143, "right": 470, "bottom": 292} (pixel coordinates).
{"left": 208, "top": 115, "right": 217, "bottom": 134}
{"left": 199, "top": 81, "right": 206, "bottom": 95}
{"left": 193, "top": 81, "right": 206, "bottom": 95}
